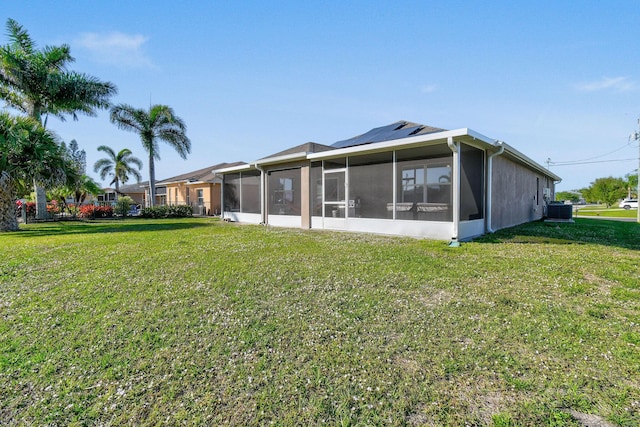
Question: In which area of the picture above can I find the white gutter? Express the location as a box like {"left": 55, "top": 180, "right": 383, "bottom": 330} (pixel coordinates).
{"left": 447, "top": 136, "right": 460, "bottom": 246}
{"left": 213, "top": 163, "right": 251, "bottom": 174}
{"left": 486, "top": 141, "right": 505, "bottom": 233}
{"left": 253, "top": 152, "right": 308, "bottom": 166}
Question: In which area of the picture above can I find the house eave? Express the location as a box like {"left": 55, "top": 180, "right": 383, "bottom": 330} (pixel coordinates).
{"left": 253, "top": 152, "right": 309, "bottom": 166}
{"left": 307, "top": 128, "right": 495, "bottom": 160}
{"left": 214, "top": 164, "right": 254, "bottom": 174}
{"left": 500, "top": 142, "right": 562, "bottom": 182}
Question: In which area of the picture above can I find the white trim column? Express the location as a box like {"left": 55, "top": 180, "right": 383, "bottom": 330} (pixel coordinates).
{"left": 448, "top": 137, "right": 460, "bottom": 243}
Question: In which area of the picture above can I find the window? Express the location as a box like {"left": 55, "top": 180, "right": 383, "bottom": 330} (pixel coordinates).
{"left": 401, "top": 166, "right": 425, "bottom": 203}
{"left": 310, "top": 162, "right": 323, "bottom": 216}
{"left": 396, "top": 146, "right": 453, "bottom": 221}
{"left": 240, "top": 170, "right": 261, "bottom": 213}
{"left": 186, "top": 189, "right": 190, "bottom": 206}
{"left": 197, "top": 189, "right": 204, "bottom": 206}
{"left": 224, "top": 173, "right": 241, "bottom": 211}
{"left": 348, "top": 152, "right": 393, "bottom": 219}
{"left": 268, "top": 168, "right": 301, "bottom": 216}
{"left": 460, "top": 144, "right": 484, "bottom": 220}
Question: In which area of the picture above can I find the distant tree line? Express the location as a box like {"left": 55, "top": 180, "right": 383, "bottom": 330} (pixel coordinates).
{"left": 557, "top": 173, "right": 637, "bottom": 207}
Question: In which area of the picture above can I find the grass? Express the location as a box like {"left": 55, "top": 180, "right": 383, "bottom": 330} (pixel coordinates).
{"left": 573, "top": 205, "right": 638, "bottom": 218}
{"left": 1, "top": 217, "right": 639, "bottom": 426}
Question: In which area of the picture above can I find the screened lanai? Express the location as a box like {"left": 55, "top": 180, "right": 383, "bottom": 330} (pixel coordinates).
{"left": 216, "top": 121, "right": 560, "bottom": 241}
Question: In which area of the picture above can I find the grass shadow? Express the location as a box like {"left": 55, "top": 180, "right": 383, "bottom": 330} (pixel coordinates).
{"left": 474, "top": 218, "right": 640, "bottom": 250}
{"left": 11, "top": 217, "right": 217, "bottom": 238}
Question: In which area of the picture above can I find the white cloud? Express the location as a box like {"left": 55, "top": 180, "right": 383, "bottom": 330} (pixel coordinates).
{"left": 575, "top": 76, "right": 636, "bottom": 92}
{"left": 75, "top": 32, "right": 155, "bottom": 69}
{"left": 420, "top": 84, "right": 438, "bottom": 94}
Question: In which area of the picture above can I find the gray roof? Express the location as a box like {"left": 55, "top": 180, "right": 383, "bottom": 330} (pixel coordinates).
{"left": 156, "top": 161, "right": 245, "bottom": 185}
{"left": 118, "top": 181, "right": 147, "bottom": 193}
{"left": 261, "top": 142, "right": 335, "bottom": 160}
{"left": 331, "top": 120, "right": 446, "bottom": 148}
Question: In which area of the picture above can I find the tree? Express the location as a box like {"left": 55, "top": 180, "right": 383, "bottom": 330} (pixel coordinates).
{"left": 110, "top": 104, "right": 190, "bottom": 207}
{"left": 48, "top": 174, "right": 102, "bottom": 214}
{"left": 584, "top": 177, "right": 627, "bottom": 207}
{"left": 555, "top": 191, "right": 580, "bottom": 203}
{"left": 93, "top": 146, "right": 143, "bottom": 199}
{"left": 0, "top": 112, "right": 68, "bottom": 231}
{"left": 0, "top": 18, "right": 117, "bottom": 217}
{"left": 72, "top": 174, "right": 102, "bottom": 206}
{"left": 624, "top": 172, "right": 638, "bottom": 199}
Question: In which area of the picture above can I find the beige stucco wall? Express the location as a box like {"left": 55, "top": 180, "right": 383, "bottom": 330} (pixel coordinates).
{"left": 164, "top": 183, "right": 222, "bottom": 215}
{"left": 490, "top": 155, "right": 553, "bottom": 231}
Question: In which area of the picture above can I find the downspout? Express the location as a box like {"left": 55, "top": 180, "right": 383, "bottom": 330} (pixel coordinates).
{"left": 486, "top": 141, "right": 505, "bottom": 233}
{"left": 254, "top": 164, "right": 267, "bottom": 225}
{"left": 447, "top": 137, "right": 460, "bottom": 246}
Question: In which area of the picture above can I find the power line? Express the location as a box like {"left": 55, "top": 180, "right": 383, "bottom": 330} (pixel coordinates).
{"left": 549, "top": 140, "right": 635, "bottom": 165}
{"left": 549, "top": 158, "right": 637, "bottom": 166}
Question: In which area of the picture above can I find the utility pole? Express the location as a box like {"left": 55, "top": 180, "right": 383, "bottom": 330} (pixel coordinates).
{"left": 631, "top": 119, "right": 640, "bottom": 223}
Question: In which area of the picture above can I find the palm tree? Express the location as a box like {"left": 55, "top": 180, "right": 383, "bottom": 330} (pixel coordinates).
{"left": 0, "top": 19, "right": 117, "bottom": 124}
{"left": 0, "top": 18, "right": 117, "bottom": 218}
{"left": 93, "top": 146, "right": 143, "bottom": 199}
{"left": 110, "top": 104, "right": 190, "bottom": 207}
{"left": 0, "top": 112, "right": 68, "bottom": 231}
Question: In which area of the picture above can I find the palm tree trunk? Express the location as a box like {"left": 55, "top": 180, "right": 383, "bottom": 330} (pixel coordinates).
{"left": 149, "top": 155, "right": 156, "bottom": 207}
{"left": 1, "top": 172, "right": 19, "bottom": 232}
{"left": 34, "top": 179, "right": 47, "bottom": 220}
{"left": 32, "top": 110, "right": 47, "bottom": 220}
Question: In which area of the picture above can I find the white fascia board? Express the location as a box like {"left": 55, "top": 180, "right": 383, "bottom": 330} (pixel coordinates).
{"left": 158, "top": 179, "right": 196, "bottom": 186}
{"left": 214, "top": 164, "right": 253, "bottom": 174}
{"left": 253, "top": 152, "right": 308, "bottom": 166}
{"left": 307, "top": 128, "right": 495, "bottom": 160}
{"left": 184, "top": 180, "right": 209, "bottom": 186}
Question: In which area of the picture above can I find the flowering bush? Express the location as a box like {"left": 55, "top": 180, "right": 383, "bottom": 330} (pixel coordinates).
{"left": 78, "top": 205, "right": 113, "bottom": 218}
{"left": 15, "top": 201, "right": 36, "bottom": 218}
{"left": 47, "top": 200, "right": 61, "bottom": 214}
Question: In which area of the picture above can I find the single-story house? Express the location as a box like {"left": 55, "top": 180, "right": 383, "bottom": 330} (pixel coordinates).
{"left": 154, "top": 162, "right": 244, "bottom": 215}
{"left": 215, "top": 121, "right": 561, "bottom": 241}
{"left": 98, "top": 182, "right": 147, "bottom": 206}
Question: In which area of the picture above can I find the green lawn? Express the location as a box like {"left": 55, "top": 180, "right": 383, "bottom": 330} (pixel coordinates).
{"left": 574, "top": 205, "right": 638, "bottom": 218}
{"left": 1, "top": 218, "right": 639, "bottom": 426}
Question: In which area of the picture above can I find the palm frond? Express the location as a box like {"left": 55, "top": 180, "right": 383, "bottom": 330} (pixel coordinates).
{"left": 6, "top": 19, "right": 34, "bottom": 53}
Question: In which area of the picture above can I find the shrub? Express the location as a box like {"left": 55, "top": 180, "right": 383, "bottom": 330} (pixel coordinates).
{"left": 78, "top": 205, "right": 113, "bottom": 219}
{"left": 114, "top": 196, "right": 135, "bottom": 217}
{"left": 15, "top": 201, "right": 36, "bottom": 218}
{"left": 140, "top": 205, "right": 193, "bottom": 218}
{"left": 47, "top": 200, "right": 61, "bottom": 215}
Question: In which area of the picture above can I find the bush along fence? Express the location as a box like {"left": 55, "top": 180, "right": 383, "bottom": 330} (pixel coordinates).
{"left": 140, "top": 205, "right": 193, "bottom": 218}
{"left": 16, "top": 201, "right": 193, "bottom": 222}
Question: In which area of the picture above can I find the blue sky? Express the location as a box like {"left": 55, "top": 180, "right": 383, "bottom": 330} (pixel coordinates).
{"left": 3, "top": 1, "right": 640, "bottom": 192}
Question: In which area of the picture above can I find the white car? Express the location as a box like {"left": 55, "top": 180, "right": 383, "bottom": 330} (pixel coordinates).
{"left": 618, "top": 199, "right": 638, "bottom": 209}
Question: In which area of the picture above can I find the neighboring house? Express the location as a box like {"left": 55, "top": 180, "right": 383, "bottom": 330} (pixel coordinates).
{"left": 117, "top": 182, "right": 147, "bottom": 206}
{"left": 97, "top": 188, "right": 116, "bottom": 204}
{"left": 154, "top": 162, "right": 245, "bottom": 215}
{"left": 98, "top": 182, "right": 147, "bottom": 206}
{"left": 216, "top": 120, "right": 561, "bottom": 242}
